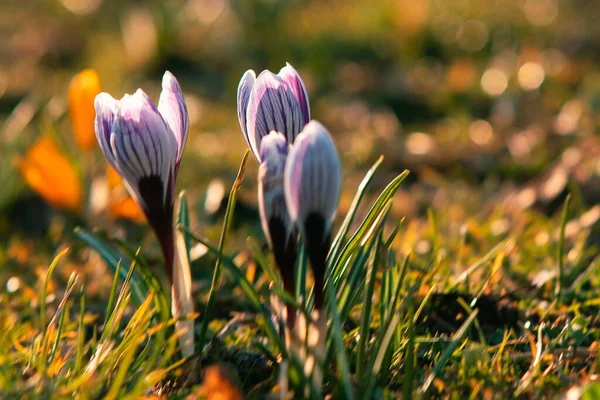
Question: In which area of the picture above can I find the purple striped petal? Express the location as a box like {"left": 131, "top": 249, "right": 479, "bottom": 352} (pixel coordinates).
{"left": 258, "top": 131, "right": 292, "bottom": 247}
{"left": 246, "top": 70, "right": 305, "bottom": 161}
{"left": 111, "top": 89, "right": 178, "bottom": 208}
{"left": 237, "top": 69, "right": 256, "bottom": 154}
{"left": 158, "top": 71, "right": 189, "bottom": 171}
{"left": 278, "top": 63, "right": 310, "bottom": 124}
{"left": 94, "top": 93, "right": 119, "bottom": 168}
{"left": 284, "top": 120, "right": 341, "bottom": 238}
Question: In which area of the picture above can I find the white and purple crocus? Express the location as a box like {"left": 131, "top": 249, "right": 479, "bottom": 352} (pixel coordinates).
{"left": 237, "top": 64, "right": 342, "bottom": 318}
{"left": 94, "top": 71, "right": 194, "bottom": 357}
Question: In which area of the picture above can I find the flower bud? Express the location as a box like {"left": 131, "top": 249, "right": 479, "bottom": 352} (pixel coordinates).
{"left": 94, "top": 71, "right": 193, "bottom": 357}
{"left": 237, "top": 63, "right": 310, "bottom": 161}
{"left": 257, "top": 132, "right": 297, "bottom": 304}
{"left": 284, "top": 120, "right": 342, "bottom": 308}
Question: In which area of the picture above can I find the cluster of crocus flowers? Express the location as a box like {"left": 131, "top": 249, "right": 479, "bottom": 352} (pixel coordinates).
{"left": 94, "top": 71, "right": 194, "bottom": 357}
{"left": 237, "top": 64, "right": 342, "bottom": 371}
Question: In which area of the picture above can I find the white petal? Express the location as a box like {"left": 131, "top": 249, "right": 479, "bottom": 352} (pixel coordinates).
{"left": 284, "top": 120, "right": 342, "bottom": 236}
{"left": 158, "top": 71, "right": 189, "bottom": 169}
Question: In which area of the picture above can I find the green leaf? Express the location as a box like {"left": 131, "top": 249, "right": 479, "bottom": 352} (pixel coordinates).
{"left": 73, "top": 227, "right": 146, "bottom": 305}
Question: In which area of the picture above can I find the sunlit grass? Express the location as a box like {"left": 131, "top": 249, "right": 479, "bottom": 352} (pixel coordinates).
{"left": 5, "top": 149, "right": 600, "bottom": 398}
{"left": 3, "top": 0, "right": 600, "bottom": 397}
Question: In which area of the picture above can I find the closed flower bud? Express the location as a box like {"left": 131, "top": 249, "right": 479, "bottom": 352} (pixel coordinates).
{"left": 94, "top": 71, "right": 194, "bottom": 357}
{"left": 257, "top": 132, "right": 297, "bottom": 307}
{"left": 237, "top": 63, "right": 310, "bottom": 161}
{"left": 94, "top": 71, "right": 187, "bottom": 242}
{"left": 284, "top": 120, "right": 342, "bottom": 308}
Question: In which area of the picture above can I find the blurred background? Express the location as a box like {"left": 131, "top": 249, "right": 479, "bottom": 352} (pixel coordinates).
{"left": 1, "top": 0, "right": 600, "bottom": 295}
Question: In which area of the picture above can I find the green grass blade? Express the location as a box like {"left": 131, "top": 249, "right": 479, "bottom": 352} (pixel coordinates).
{"left": 104, "top": 259, "right": 122, "bottom": 328}
{"left": 402, "top": 319, "right": 416, "bottom": 399}
{"left": 49, "top": 272, "right": 78, "bottom": 365}
{"left": 384, "top": 218, "right": 404, "bottom": 249}
{"left": 73, "top": 228, "right": 146, "bottom": 305}
{"left": 75, "top": 286, "right": 86, "bottom": 374}
{"left": 40, "top": 247, "right": 69, "bottom": 340}
{"left": 178, "top": 190, "right": 192, "bottom": 261}
{"left": 329, "top": 156, "right": 384, "bottom": 264}
{"left": 326, "top": 280, "right": 355, "bottom": 400}
{"left": 198, "top": 151, "right": 249, "bottom": 351}
{"left": 448, "top": 240, "right": 508, "bottom": 291}
{"left": 360, "top": 313, "right": 401, "bottom": 397}
{"left": 357, "top": 232, "right": 385, "bottom": 380}
{"left": 296, "top": 240, "right": 308, "bottom": 307}
{"left": 329, "top": 170, "right": 409, "bottom": 283}
{"left": 555, "top": 193, "right": 571, "bottom": 301}
{"left": 179, "top": 225, "right": 285, "bottom": 354}
{"left": 420, "top": 309, "right": 479, "bottom": 394}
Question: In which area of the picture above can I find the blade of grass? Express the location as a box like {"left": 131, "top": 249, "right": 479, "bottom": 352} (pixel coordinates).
{"left": 114, "top": 244, "right": 170, "bottom": 324}
{"left": 296, "top": 241, "right": 308, "bottom": 308}
{"left": 337, "top": 202, "right": 391, "bottom": 327}
{"left": 449, "top": 240, "right": 509, "bottom": 291}
{"left": 103, "top": 260, "right": 122, "bottom": 328}
{"left": 570, "top": 254, "right": 600, "bottom": 292}
{"left": 49, "top": 273, "right": 78, "bottom": 365}
{"left": 326, "top": 279, "right": 355, "bottom": 400}
{"left": 456, "top": 297, "right": 487, "bottom": 347}
{"left": 360, "top": 313, "right": 401, "bottom": 397}
{"left": 100, "top": 259, "right": 137, "bottom": 343}
{"left": 74, "top": 228, "right": 146, "bottom": 305}
{"left": 402, "top": 317, "right": 416, "bottom": 399}
{"left": 329, "top": 170, "right": 409, "bottom": 283}
{"left": 75, "top": 285, "right": 86, "bottom": 373}
{"left": 40, "top": 248, "right": 70, "bottom": 340}
{"left": 356, "top": 232, "right": 384, "bottom": 379}
{"left": 329, "top": 156, "right": 384, "bottom": 264}
{"left": 179, "top": 225, "right": 284, "bottom": 353}
{"left": 198, "top": 151, "right": 249, "bottom": 351}
{"left": 384, "top": 218, "right": 404, "bottom": 249}
{"left": 555, "top": 194, "right": 571, "bottom": 302}
{"left": 178, "top": 190, "right": 192, "bottom": 260}
{"left": 420, "top": 309, "right": 479, "bottom": 394}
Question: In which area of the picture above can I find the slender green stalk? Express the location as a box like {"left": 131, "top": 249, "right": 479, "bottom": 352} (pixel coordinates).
{"left": 198, "top": 151, "right": 249, "bottom": 352}
{"left": 555, "top": 194, "right": 571, "bottom": 302}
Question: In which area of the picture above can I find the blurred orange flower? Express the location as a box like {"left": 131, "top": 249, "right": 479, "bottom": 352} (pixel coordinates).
{"left": 106, "top": 166, "right": 145, "bottom": 222}
{"left": 18, "top": 136, "right": 82, "bottom": 211}
{"left": 69, "top": 69, "right": 101, "bottom": 152}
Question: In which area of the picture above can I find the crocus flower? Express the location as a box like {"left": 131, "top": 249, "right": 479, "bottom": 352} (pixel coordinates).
{"left": 237, "top": 63, "right": 310, "bottom": 325}
{"left": 237, "top": 63, "right": 310, "bottom": 161}
{"left": 284, "top": 120, "right": 342, "bottom": 310}
{"left": 94, "top": 71, "right": 194, "bottom": 357}
{"left": 69, "top": 69, "right": 102, "bottom": 152}
{"left": 257, "top": 131, "right": 297, "bottom": 323}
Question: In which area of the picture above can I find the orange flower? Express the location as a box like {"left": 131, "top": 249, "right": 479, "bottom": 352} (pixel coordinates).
{"left": 106, "top": 166, "right": 145, "bottom": 222}
{"left": 69, "top": 69, "right": 101, "bottom": 152}
{"left": 18, "top": 136, "right": 82, "bottom": 211}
